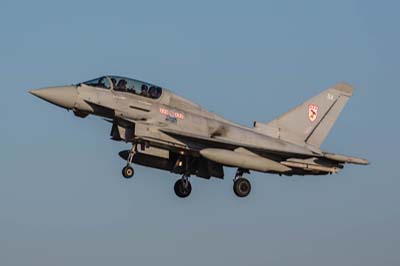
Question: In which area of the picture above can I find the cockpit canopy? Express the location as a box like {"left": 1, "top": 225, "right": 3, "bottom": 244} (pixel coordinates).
{"left": 82, "top": 76, "right": 163, "bottom": 99}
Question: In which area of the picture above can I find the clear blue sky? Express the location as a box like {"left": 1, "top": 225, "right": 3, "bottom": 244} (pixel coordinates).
{"left": 1, "top": 0, "right": 399, "bottom": 265}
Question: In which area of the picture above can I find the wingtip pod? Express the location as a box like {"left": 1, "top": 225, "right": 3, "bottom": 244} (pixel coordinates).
{"left": 333, "top": 82, "right": 354, "bottom": 97}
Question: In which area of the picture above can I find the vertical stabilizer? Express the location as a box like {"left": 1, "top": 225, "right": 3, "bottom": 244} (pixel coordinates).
{"left": 264, "top": 83, "right": 353, "bottom": 147}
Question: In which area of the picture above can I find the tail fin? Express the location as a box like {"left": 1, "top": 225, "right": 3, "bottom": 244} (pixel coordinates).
{"left": 263, "top": 83, "right": 353, "bottom": 148}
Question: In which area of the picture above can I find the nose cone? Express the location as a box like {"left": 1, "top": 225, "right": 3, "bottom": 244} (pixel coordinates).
{"left": 29, "top": 86, "right": 78, "bottom": 110}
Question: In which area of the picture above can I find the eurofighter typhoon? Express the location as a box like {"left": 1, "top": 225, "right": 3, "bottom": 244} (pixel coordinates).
{"left": 30, "top": 76, "right": 369, "bottom": 198}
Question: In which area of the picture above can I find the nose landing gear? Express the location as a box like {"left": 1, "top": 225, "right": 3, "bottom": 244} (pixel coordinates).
{"left": 122, "top": 165, "right": 134, "bottom": 178}
{"left": 122, "top": 144, "right": 137, "bottom": 179}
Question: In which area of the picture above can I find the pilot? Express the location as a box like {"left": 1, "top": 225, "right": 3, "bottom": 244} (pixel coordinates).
{"left": 140, "top": 84, "right": 149, "bottom": 97}
{"left": 154, "top": 87, "right": 162, "bottom": 98}
{"left": 149, "top": 86, "right": 158, "bottom": 98}
{"left": 128, "top": 85, "right": 136, "bottom": 94}
{"left": 97, "top": 77, "right": 105, "bottom": 88}
{"left": 116, "top": 79, "right": 127, "bottom": 91}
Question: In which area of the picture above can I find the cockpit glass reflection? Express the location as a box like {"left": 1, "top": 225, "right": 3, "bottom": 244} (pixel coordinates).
{"left": 81, "top": 76, "right": 163, "bottom": 99}
{"left": 83, "top": 76, "right": 111, "bottom": 89}
{"left": 108, "top": 76, "right": 162, "bottom": 99}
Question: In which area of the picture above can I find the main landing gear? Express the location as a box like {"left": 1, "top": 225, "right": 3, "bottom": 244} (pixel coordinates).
{"left": 173, "top": 155, "right": 192, "bottom": 198}
{"left": 174, "top": 175, "right": 192, "bottom": 198}
{"left": 121, "top": 146, "right": 251, "bottom": 198}
{"left": 122, "top": 144, "right": 136, "bottom": 179}
{"left": 233, "top": 169, "right": 251, "bottom": 198}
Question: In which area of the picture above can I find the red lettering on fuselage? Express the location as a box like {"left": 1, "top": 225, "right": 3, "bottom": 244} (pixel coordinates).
{"left": 159, "top": 108, "right": 184, "bottom": 119}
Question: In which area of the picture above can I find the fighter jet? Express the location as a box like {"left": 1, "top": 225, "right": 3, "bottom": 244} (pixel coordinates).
{"left": 30, "top": 76, "right": 369, "bottom": 198}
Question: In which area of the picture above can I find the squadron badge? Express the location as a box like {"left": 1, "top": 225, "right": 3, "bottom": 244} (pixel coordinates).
{"left": 308, "top": 104, "right": 319, "bottom": 122}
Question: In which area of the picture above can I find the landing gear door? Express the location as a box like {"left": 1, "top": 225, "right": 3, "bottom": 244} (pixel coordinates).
{"left": 134, "top": 122, "right": 157, "bottom": 139}
{"left": 111, "top": 123, "right": 135, "bottom": 142}
{"left": 134, "top": 122, "right": 185, "bottom": 146}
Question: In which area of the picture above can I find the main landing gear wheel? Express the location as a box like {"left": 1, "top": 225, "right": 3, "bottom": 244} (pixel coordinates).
{"left": 122, "top": 166, "right": 134, "bottom": 179}
{"left": 174, "top": 178, "right": 192, "bottom": 198}
{"left": 233, "top": 177, "right": 251, "bottom": 198}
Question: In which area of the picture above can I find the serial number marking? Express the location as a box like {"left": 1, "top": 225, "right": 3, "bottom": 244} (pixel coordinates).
{"left": 159, "top": 108, "right": 185, "bottom": 119}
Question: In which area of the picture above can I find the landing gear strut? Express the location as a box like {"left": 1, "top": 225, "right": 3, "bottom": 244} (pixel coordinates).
{"left": 122, "top": 144, "right": 137, "bottom": 179}
{"left": 173, "top": 156, "right": 193, "bottom": 198}
{"left": 233, "top": 169, "right": 251, "bottom": 198}
{"left": 174, "top": 175, "right": 192, "bottom": 198}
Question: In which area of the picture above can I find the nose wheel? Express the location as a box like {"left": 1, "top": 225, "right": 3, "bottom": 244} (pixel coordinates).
{"left": 174, "top": 176, "right": 192, "bottom": 198}
{"left": 122, "top": 165, "right": 134, "bottom": 179}
{"left": 122, "top": 144, "right": 137, "bottom": 179}
{"left": 233, "top": 169, "right": 251, "bottom": 197}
